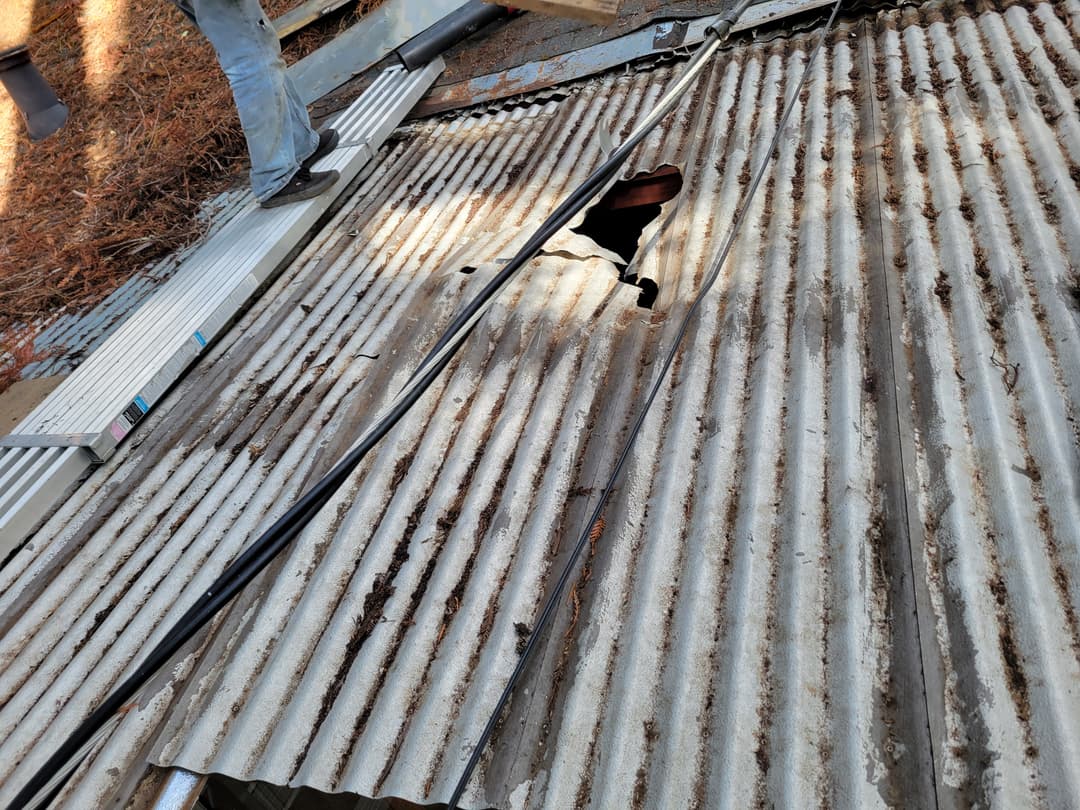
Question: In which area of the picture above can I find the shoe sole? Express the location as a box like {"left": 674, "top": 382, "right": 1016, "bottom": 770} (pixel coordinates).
{"left": 260, "top": 170, "right": 340, "bottom": 209}
{"left": 301, "top": 129, "right": 340, "bottom": 170}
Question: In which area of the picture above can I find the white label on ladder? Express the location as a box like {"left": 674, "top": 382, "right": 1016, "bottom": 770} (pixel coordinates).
{"left": 110, "top": 396, "right": 149, "bottom": 442}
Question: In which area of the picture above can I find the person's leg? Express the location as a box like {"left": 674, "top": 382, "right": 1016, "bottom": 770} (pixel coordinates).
{"left": 190, "top": 0, "right": 318, "bottom": 200}
{"left": 284, "top": 72, "right": 319, "bottom": 164}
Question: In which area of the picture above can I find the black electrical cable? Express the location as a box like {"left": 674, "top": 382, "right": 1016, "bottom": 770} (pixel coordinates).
{"left": 4, "top": 7, "right": 755, "bottom": 809}
{"left": 444, "top": 1, "right": 844, "bottom": 806}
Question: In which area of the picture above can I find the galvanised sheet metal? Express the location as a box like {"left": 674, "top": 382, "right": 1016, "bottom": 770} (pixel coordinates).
{"left": 0, "top": 447, "right": 90, "bottom": 557}
{"left": 1, "top": 2, "right": 1078, "bottom": 808}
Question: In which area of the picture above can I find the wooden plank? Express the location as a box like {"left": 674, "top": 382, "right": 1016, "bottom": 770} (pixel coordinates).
{"left": 492, "top": 0, "right": 622, "bottom": 24}
{"left": 274, "top": 0, "right": 355, "bottom": 39}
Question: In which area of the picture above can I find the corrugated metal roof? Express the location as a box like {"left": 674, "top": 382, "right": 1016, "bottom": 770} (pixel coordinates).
{"left": 2, "top": 1, "right": 1079, "bottom": 808}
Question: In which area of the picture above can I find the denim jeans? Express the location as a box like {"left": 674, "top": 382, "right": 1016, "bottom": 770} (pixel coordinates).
{"left": 175, "top": 0, "right": 318, "bottom": 200}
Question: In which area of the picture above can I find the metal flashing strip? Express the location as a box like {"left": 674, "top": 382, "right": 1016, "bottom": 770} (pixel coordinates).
{"left": 150, "top": 769, "right": 205, "bottom": 810}
{"left": 0, "top": 60, "right": 443, "bottom": 556}
{"left": 412, "top": 0, "right": 837, "bottom": 115}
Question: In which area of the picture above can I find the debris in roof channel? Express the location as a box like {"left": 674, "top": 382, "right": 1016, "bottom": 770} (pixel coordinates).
{"left": 0, "top": 4, "right": 756, "bottom": 808}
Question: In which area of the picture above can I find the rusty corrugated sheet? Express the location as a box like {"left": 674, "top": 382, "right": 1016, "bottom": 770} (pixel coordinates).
{"left": 1, "top": 1, "right": 1078, "bottom": 808}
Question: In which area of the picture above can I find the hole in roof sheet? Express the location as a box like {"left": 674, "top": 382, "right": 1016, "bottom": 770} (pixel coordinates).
{"left": 1068, "top": 279, "right": 1080, "bottom": 312}
{"left": 572, "top": 165, "right": 682, "bottom": 310}
{"left": 635, "top": 277, "right": 659, "bottom": 309}
{"left": 200, "top": 773, "right": 498, "bottom": 809}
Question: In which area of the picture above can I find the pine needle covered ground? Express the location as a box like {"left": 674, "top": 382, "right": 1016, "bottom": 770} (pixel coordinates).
{"left": 0, "top": 0, "right": 381, "bottom": 392}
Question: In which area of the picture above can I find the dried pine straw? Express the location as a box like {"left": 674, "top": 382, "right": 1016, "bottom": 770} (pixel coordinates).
{"left": 0, "top": 0, "right": 384, "bottom": 393}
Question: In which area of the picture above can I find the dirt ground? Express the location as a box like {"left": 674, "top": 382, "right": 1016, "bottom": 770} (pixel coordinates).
{"left": 0, "top": 374, "right": 66, "bottom": 429}
{"left": 0, "top": 0, "right": 379, "bottom": 393}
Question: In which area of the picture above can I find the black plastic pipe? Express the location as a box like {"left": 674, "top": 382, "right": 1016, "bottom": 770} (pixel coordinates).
{"left": 0, "top": 45, "right": 67, "bottom": 142}
{"left": 396, "top": 1, "right": 512, "bottom": 71}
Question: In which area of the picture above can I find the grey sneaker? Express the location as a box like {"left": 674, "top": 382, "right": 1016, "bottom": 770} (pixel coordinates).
{"left": 301, "top": 128, "right": 339, "bottom": 169}
{"left": 260, "top": 168, "right": 339, "bottom": 209}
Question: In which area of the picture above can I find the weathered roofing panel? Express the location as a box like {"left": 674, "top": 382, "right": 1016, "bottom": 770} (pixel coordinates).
{"left": 1, "top": 2, "right": 1078, "bottom": 808}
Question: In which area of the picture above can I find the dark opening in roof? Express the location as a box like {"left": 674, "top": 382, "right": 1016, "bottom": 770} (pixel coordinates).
{"left": 572, "top": 164, "right": 683, "bottom": 309}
